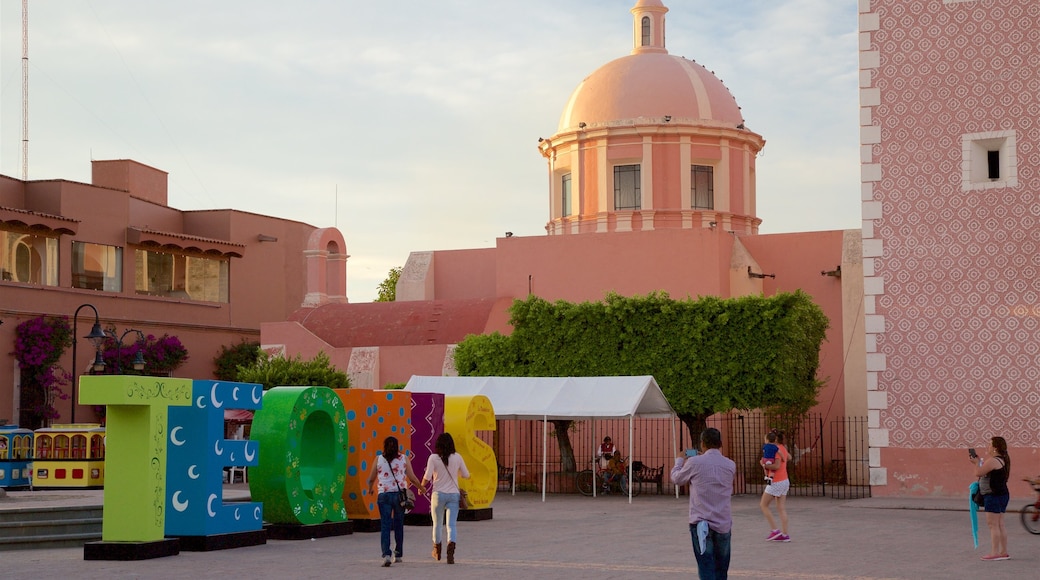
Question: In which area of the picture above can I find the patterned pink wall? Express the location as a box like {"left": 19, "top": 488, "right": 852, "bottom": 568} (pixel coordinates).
{"left": 862, "top": 0, "right": 1040, "bottom": 493}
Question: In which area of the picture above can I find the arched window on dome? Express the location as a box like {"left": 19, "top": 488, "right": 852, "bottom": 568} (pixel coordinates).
{"left": 641, "top": 16, "right": 651, "bottom": 47}
{"left": 614, "top": 165, "right": 641, "bottom": 210}
{"left": 692, "top": 165, "right": 714, "bottom": 210}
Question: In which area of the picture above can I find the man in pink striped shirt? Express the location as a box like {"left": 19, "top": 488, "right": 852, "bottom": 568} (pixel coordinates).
{"left": 670, "top": 427, "right": 736, "bottom": 580}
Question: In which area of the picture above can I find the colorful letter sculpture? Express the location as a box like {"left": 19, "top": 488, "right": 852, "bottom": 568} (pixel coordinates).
{"left": 164, "top": 380, "right": 264, "bottom": 549}
{"left": 335, "top": 388, "right": 413, "bottom": 523}
{"left": 406, "top": 391, "right": 445, "bottom": 516}
{"left": 444, "top": 395, "right": 497, "bottom": 510}
{"left": 78, "top": 375, "right": 192, "bottom": 560}
{"left": 248, "top": 386, "right": 348, "bottom": 526}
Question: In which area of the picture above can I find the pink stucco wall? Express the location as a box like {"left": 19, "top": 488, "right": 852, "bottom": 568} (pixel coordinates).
{"left": 862, "top": 0, "right": 1040, "bottom": 495}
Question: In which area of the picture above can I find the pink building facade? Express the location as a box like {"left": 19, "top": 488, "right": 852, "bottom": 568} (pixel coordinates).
{"left": 861, "top": 0, "right": 1040, "bottom": 496}
{"left": 262, "top": 0, "right": 868, "bottom": 473}
{"left": 1, "top": 159, "right": 347, "bottom": 427}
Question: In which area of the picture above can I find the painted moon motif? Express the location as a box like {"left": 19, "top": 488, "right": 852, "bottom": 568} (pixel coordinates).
{"left": 254, "top": 506, "right": 262, "bottom": 520}
{"left": 214, "top": 440, "right": 224, "bottom": 456}
{"left": 251, "top": 386, "right": 262, "bottom": 404}
{"left": 170, "top": 426, "right": 186, "bottom": 446}
{"left": 172, "top": 491, "right": 189, "bottom": 512}
{"left": 207, "top": 494, "right": 218, "bottom": 517}
{"left": 196, "top": 395, "right": 206, "bottom": 408}
{"left": 234, "top": 507, "right": 241, "bottom": 521}
{"left": 233, "top": 386, "right": 240, "bottom": 401}
{"left": 230, "top": 451, "right": 236, "bottom": 462}
{"left": 244, "top": 445, "right": 256, "bottom": 462}
{"left": 188, "top": 465, "right": 200, "bottom": 479}
{"left": 211, "top": 384, "right": 224, "bottom": 408}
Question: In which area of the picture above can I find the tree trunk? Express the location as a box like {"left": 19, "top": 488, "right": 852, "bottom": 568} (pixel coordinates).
{"left": 678, "top": 412, "right": 710, "bottom": 449}
{"left": 550, "top": 420, "right": 577, "bottom": 473}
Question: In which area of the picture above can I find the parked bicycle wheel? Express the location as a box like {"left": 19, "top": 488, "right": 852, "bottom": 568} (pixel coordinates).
{"left": 576, "top": 469, "right": 596, "bottom": 496}
{"left": 1021, "top": 503, "right": 1040, "bottom": 535}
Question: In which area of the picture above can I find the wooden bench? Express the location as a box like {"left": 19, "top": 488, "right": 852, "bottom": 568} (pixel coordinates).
{"left": 631, "top": 462, "right": 664, "bottom": 494}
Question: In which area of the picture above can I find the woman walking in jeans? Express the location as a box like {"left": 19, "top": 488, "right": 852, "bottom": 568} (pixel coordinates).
{"left": 421, "top": 432, "right": 470, "bottom": 564}
{"left": 366, "top": 436, "right": 424, "bottom": 567}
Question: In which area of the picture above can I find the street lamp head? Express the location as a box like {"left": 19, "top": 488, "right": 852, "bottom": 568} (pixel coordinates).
{"left": 131, "top": 350, "right": 146, "bottom": 371}
{"left": 91, "top": 350, "right": 106, "bottom": 373}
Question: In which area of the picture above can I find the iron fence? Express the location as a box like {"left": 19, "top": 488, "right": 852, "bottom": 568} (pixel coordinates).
{"left": 481, "top": 413, "right": 870, "bottom": 499}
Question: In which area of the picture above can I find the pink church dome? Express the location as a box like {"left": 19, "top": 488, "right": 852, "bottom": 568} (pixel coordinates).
{"left": 558, "top": 53, "right": 744, "bottom": 131}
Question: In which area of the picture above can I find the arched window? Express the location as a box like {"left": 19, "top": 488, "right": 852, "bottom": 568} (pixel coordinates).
{"left": 36, "top": 435, "right": 53, "bottom": 459}
{"left": 71, "top": 434, "right": 88, "bottom": 459}
{"left": 641, "top": 16, "right": 651, "bottom": 46}
{"left": 0, "top": 435, "right": 8, "bottom": 460}
{"left": 90, "top": 435, "right": 105, "bottom": 459}
{"left": 54, "top": 435, "right": 71, "bottom": 459}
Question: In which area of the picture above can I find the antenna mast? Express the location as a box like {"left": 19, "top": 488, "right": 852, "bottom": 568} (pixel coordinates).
{"left": 21, "top": 0, "right": 29, "bottom": 180}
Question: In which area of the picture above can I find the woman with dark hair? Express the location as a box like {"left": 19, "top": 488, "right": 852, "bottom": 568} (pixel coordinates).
{"left": 421, "top": 432, "right": 470, "bottom": 564}
{"left": 972, "top": 436, "right": 1010, "bottom": 561}
{"left": 366, "top": 436, "right": 425, "bottom": 567}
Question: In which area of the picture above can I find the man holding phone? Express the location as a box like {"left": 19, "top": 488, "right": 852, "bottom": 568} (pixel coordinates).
{"left": 671, "top": 428, "right": 735, "bottom": 580}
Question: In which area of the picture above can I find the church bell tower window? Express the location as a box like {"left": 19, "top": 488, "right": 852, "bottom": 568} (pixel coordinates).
{"left": 692, "top": 165, "right": 714, "bottom": 209}
{"left": 614, "top": 165, "right": 641, "bottom": 210}
{"left": 641, "top": 16, "right": 651, "bottom": 46}
{"left": 562, "top": 173, "right": 572, "bottom": 217}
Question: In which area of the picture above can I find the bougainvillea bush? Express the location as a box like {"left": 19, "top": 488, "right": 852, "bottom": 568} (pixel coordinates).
{"left": 99, "top": 329, "right": 189, "bottom": 376}
{"left": 12, "top": 316, "right": 73, "bottom": 428}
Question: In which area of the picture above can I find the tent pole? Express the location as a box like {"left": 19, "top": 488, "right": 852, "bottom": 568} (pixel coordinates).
{"left": 594, "top": 413, "right": 603, "bottom": 501}
{"left": 512, "top": 419, "right": 517, "bottom": 496}
{"left": 674, "top": 415, "right": 680, "bottom": 498}
{"left": 542, "top": 415, "right": 548, "bottom": 502}
{"left": 628, "top": 415, "right": 634, "bottom": 503}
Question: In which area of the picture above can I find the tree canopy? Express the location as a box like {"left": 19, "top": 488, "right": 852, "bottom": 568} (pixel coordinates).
{"left": 453, "top": 291, "right": 829, "bottom": 445}
{"left": 375, "top": 266, "right": 403, "bottom": 302}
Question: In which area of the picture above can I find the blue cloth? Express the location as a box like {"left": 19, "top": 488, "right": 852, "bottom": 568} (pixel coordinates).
{"left": 968, "top": 481, "right": 979, "bottom": 549}
{"left": 696, "top": 520, "right": 709, "bottom": 553}
{"left": 690, "top": 523, "right": 731, "bottom": 580}
{"left": 983, "top": 493, "right": 1010, "bottom": 513}
{"left": 377, "top": 491, "right": 404, "bottom": 558}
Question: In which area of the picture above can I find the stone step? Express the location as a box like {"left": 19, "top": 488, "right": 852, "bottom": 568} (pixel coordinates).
{"left": 0, "top": 506, "right": 103, "bottom": 524}
{"left": 0, "top": 506, "right": 103, "bottom": 551}
{"left": 0, "top": 517, "right": 103, "bottom": 538}
{"left": 0, "top": 531, "right": 102, "bottom": 551}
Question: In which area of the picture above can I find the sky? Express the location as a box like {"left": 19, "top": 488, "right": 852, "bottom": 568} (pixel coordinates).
{"left": 0, "top": 0, "right": 862, "bottom": 303}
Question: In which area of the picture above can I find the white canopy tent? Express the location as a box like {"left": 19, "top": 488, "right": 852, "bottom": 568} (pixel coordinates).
{"left": 404, "top": 375, "right": 678, "bottom": 502}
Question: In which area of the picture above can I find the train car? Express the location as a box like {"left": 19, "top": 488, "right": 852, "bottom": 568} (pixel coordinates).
{"left": 0, "top": 425, "right": 34, "bottom": 488}
{"left": 32, "top": 424, "right": 105, "bottom": 489}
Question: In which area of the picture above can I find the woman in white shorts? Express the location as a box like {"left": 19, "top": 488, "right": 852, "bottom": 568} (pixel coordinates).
{"left": 760, "top": 429, "right": 792, "bottom": 542}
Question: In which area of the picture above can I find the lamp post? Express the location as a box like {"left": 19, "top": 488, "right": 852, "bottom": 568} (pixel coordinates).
{"left": 70, "top": 304, "right": 107, "bottom": 424}
{"left": 111, "top": 329, "right": 147, "bottom": 374}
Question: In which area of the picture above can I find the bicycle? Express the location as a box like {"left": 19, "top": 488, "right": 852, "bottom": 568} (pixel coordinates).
{"left": 1020, "top": 476, "right": 1040, "bottom": 535}
{"left": 575, "top": 457, "right": 640, "bottom": 497}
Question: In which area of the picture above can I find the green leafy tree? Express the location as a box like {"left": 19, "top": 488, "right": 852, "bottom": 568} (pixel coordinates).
{"left": 375, "top": 266, "right": 403, "bottom": 302}
{"left": 235, "top": 350, "right": 350, "bottom": 391}
{"left": 213, "top": 340, "right": 262, "bottom": 381}
{"left": 453, "top": 291, "right": 829, "bottom": 471}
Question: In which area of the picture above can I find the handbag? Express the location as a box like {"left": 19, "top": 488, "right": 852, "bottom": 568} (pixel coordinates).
{"left": 444, "top": 455, "right": 470, "bottom": 510}
{"left": 385, "top": 456, "right": 415, "bottom": 513}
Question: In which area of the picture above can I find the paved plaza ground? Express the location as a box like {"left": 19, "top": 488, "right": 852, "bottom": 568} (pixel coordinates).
{"left": 1, "top": 486, "right": 1036, "bottom": 579}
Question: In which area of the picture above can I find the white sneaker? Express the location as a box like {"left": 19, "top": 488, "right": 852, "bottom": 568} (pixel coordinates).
{"left": 382, "top": 556, "right": 392, "bottom": 567}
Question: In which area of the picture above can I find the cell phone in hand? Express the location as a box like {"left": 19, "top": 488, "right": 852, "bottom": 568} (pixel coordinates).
{"left": 968, "top": 448, "right": 977, "bottom": 459}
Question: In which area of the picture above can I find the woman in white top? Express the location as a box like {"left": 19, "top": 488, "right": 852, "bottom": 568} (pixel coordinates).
{"left": 366, "top": 436, "right": 425, "bottom": 567}
{"left": 421, "top": 432, "right": 470, "bottom": 564}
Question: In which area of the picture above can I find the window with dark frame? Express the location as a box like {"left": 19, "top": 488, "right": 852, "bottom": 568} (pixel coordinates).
{"left": 987, "top": 150, "right": 1000, "bottom": 180}
{"left": 614, "top": 165, "right": 641, "bottom": 210}
{"left": 562, "top": 173, "right": 572, "bottom": 217}
{"left": 641, "top": 16, "right": 651, "bottom": 46}
{"left": 692, "top": 165, "right": 714, "bottom": 209}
